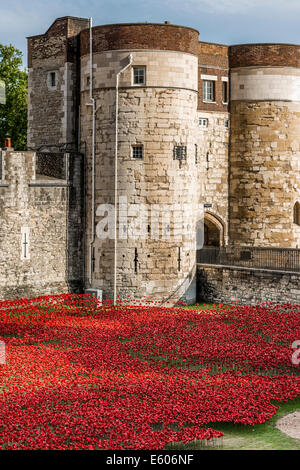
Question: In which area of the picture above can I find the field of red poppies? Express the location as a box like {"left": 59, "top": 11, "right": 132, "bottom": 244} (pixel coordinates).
{"left": 0, "top": 294, "right": 299, "bottom": 450}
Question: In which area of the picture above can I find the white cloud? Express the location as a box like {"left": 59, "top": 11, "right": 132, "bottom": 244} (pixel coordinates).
{"left": 156, "top": 0, "right": 300, "bottom": 15}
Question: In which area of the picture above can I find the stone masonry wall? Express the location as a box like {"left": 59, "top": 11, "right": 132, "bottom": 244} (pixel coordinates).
{"left": 0, "top": 150, "right": 84, "bottom": 300}
{"left": 27, "top": 17, "right": 89, "bottom": 150}
{"left": 80, "top": 49, "right": 199, "bottom": 303}
{"left": 196, "top": 110, "right": 229, "bottom": 241}
{"left": 197, "top": 264, "right": 300, "bottom": 305}
{"left": 230, "top": 100, "right": 300, "bottom": 247}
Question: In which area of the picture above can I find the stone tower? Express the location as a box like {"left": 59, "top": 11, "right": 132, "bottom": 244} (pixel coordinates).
{"left": 27, "top": 16, "right": 89, "bottom": 150}
{"left": 229, "top": 44, "right": 300, "bottom": 247}
{"left": 80, "top": 23, "right": 200, "bottom": 303}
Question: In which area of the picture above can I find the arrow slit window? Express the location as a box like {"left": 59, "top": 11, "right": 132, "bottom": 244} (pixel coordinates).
{"left": 21, "top": 227, "right": 30, "bottom": 260}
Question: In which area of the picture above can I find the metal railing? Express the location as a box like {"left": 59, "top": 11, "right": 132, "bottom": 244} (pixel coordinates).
{"left": 197, "top": 246, "right": 300, "bottom": 273}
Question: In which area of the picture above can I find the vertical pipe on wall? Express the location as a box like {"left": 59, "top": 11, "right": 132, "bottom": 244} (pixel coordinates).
{"left": 88, "top": 17, "right": 96, "bottom": 286}
{"left": 114, "top": 54, "right": 133, "bottom": 305}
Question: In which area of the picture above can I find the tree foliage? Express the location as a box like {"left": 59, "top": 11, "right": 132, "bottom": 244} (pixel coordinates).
{"left": 0, "top": 44, "right": 27, "bottom": 150}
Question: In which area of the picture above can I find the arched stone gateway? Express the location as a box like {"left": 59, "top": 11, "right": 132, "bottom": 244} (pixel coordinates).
{"left": 201, "top": 212, "right": 225, "bottom": 247}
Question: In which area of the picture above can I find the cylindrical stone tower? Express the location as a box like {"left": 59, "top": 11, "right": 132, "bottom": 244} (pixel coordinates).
{"left": 229, "top": 44, "right": 300, "bottom": 248}
{"left": 80, "top": 23, "right": 200, "bottom": 302}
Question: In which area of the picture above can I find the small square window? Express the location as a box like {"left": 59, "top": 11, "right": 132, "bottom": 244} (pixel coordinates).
{"left": 173, "top": 146, "right": 187, "bottom": 161}
{"left": 199, "top": 118, "right": 208, "bottom": 128}
{"left": 224, "top": 119, "right": 230, "bottom": 128}
{"left": 203, "top": 80, "right": 215, "bottom": 102}
{"left": 132, "top": 145, "right": 143, "bottom": 159}
{"left": 133, "top": 67, "right": 146, "bottom": 85}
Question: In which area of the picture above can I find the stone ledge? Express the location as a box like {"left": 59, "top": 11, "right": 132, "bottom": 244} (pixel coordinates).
{"left": 29, "top": 181, "right": 72, "bottom": 187}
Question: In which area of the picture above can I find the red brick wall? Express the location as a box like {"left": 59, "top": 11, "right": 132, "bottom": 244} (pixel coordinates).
{"left": 229, "top": 44, "right": 300, "bottom": 68}
{"left": 80, "top": 23, "right": 199, "bottom": 57}
{"left": 198, "top": 41, "right": 229, "bottom": 68}
{"left": 197, "top": 42, "right": 229, "bottom": 112}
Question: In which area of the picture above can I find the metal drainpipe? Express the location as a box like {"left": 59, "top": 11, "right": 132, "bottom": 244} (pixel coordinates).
{"left": 114, "top": 54, "right": 133, "bottom": 305}
{"left": 87, "top": 17, "right": 96, "bottom": 286}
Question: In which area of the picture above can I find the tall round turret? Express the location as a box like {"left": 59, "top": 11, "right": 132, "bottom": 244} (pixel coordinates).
{"left": 229, "top": 44, "right": 300, "bottom": 247}
{"left": 80, "top": 23, "right": 200, "bottom": 302}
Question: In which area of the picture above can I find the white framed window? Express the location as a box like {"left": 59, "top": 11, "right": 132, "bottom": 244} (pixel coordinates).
{"left": 199, "top": 118, "right": 208, "bottom": 128}
{"left": 133, "top": 67, "right": 146, "bottom": 85}
{"left": 203, "top": 80, "right": 215, "bottom": 102}
{"left": 132, "top": 145, "right": 144, "bottom": 159}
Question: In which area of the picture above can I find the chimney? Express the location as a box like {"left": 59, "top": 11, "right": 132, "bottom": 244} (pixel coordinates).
{"left": 3, "top": 136, "right": 13, "bottom": 151}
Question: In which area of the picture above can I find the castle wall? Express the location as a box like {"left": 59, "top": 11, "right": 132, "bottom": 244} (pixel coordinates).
{"left": 196, "top": 110, "right": 229, "bottom": 242}
{"left": 197, "top": 264, "right": 300, "bottom": 305}
{"left": 196, "top": 42, "right": 229, "bottom": 242}
{"left": 229, "top": 44, "right": 300, "bottom": 248}
{"left": 0, "top": 150, "right": 84, "bottom": 300}
{"left": 27, "top": 17, "right": 89, "bottom": 150}
{"left": 80, "top": 25, "right": 200, "bottom": 302}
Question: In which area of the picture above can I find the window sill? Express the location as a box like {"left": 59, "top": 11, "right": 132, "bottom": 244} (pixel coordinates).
{"left": 203, "top": 100, "right": 216, "bottom": 104}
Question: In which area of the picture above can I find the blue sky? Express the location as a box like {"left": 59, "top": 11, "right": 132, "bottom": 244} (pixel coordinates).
{"left": 2, "top": 0, "right": 300, "bottom": 69}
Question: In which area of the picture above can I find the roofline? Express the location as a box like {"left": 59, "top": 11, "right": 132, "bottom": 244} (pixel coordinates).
{"left": 80, "top": 21, "right": 199, "bottom": 35}
{"left": 198, "top": 40, "right": 228, "bottom": 47}
{"left": 27, "top": 16, "right": 89, "bottom": 39}
{"left": 230, "top": 42, "right": 300, "bottom": 47}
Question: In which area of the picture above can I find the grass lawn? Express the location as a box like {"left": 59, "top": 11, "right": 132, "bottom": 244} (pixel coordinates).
{"left": 0, "top": 295, "right": 299, "bottom": 450}
{"left": 167, "top": 398, "right": 300, "bottom": 450}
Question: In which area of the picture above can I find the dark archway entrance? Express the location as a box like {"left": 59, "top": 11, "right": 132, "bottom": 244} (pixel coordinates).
{"left": 204, "top": 219, "right": 220, "bottom": 246}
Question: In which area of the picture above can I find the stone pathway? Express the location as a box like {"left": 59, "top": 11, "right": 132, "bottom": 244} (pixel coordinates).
{"left": 276, "top": 411, "right": 300, "bottom": 439}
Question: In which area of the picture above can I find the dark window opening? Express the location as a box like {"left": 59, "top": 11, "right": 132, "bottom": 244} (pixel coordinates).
{"left": 50, "top": 72, "right": 56, "bottom": 88}
{"left": 173, "top": 146, "right": 187, "bottom": 161}
{"left": 294, "top": 202, "right": 300, "bottom": 226}
{"left": 222, "top": 81, "right": 228, "bottom": 103}
{"left": 178, "top": 247, "right": 181, "bottom": 272}
{"left": 132, "top": 145, "right": 143, "bottom": 159}
{"left": 134, "top": 248, "right": 138, "bottom": 273}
